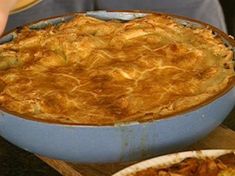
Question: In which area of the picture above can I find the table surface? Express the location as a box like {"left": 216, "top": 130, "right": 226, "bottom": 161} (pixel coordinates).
{"left": 0, "top": 107, "right": 234, "bottom": 176}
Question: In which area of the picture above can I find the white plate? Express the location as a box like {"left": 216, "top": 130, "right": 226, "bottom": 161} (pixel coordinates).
{"left": 112, "top": 149, "right": 235, "bottom": 176}
{"left": 10, "top": 0, "right": 42, "bottom": 14}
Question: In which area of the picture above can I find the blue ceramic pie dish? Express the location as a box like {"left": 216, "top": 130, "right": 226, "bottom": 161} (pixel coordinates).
{"left": 0, "top": 11, "right": 234, "bottom": 163}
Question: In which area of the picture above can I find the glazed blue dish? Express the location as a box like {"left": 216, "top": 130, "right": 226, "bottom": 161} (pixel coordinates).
{"left": 0, "top": 11, "right": 234, "bottom": 163}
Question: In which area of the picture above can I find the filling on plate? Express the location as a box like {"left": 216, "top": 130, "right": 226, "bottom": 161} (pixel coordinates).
{"left": 0, "top": 14, "right": 234, "bottom": 124}
{"left": 133, "top": 153, "right": 235, "bottom": 176}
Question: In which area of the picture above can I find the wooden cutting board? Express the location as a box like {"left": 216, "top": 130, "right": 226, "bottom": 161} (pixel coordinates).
{"left": 37, "top": 125, "right": 235, "bottom": 176}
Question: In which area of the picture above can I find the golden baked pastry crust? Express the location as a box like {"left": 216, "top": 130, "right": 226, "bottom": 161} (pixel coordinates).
{"left": 0, "top": 14, "right": 234, "bottom": 125}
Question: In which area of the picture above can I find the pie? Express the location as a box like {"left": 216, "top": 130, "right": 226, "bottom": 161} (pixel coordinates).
{"left": 0, "top": 13, "right": 234, "bottom": 125}
{"left": 132, "top": 153, "right": 235, "bottom": 176}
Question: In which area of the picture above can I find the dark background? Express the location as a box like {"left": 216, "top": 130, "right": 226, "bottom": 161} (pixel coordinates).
{"left": 218, "top": 0, "right": 235, "bottom": 130}
{"left": 220, "top": 0, "right": 235, "bottom": 36}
